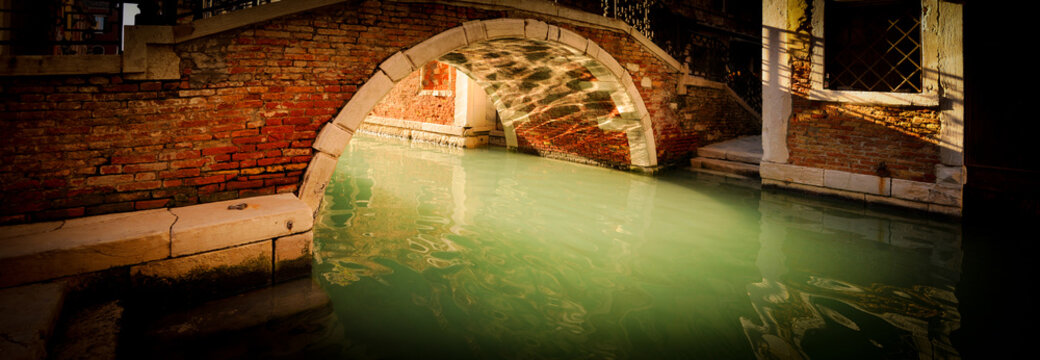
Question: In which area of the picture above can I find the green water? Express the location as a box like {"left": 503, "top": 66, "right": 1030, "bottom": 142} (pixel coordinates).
{"left": 313, "top": 134, "right": 962, "bottom": 359}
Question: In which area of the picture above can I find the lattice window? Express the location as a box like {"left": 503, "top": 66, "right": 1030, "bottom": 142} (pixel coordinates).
{"left": 824, "top": 0, "right": 922, "bottom": 93}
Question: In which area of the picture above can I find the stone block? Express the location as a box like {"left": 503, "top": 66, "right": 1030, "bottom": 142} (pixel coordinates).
{"left": 274, "top": 231, "right": 313, "bottom": 283}
{"left": 169, "top": 193, "right": 312, "bottom": 257}
{"left": 760, "top": 162, "right": 825, "bottom": 186}
{"left": 545, "top": 24, "right": 561, "bottom": 42}
{"left": 143, "top": 278, "right": 329, "bottom": 341}
{"left": 312, "top": 123, "right": 353, "bottom": 157}
{"left": 0, "top": 282, "right": 66, "bottom": 360}
{"left": 0, "top": 209, "right": 174, "bottom": 288}
{"left": 524, "top": 19, "right": 549, "bottom": 41}
{"left": 378, "top": 52, "right": 414, "bottom": 83}
{"left": 891, "top": 179, "right": 962, "bottom": 207}
{"left": 584, "top": 41, "right": 602, "bottom": 59}
{"left": 594, "top": 49, "right": 624, "bottom": 78}
{"left": 627, "top": 128, "right": 650, "bottom": 168}
{"left": 404, "top": 26, "right": 466, "bottom": 67}
{"left": 298, "top": 152, "right": 339, "bottom": 214}
{"left": 461, "top": 20, "right": 487, "bottom": 44}
{"left": 132, "top": 240, "right": 272, "bottom": 299}
{"left": 483, "top": 18, "right": 525, "bottom": 39}
{"left": 935, "top": 164, "right": 965, "bottom": 187}
{"left": 0, "top": 221, "right": 62, "bottom": 240}
{"left": 332, "top": 70, "right": 392, "bottom": 132}
{"left": 48, "top": 300, "right": 122, "bottom": 360}
{"left": 557, "top": 28, "right": 587, "bottom": 52}
{"left": 696, "top": 146, "right": 726, "bottom": 160}
{"left": 823, "top": 169, "right": 891, "bottom": 195}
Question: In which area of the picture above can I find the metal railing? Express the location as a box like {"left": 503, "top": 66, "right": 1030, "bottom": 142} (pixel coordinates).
{"left": 177, "top": 0, "right": 280, "bottom": 21}
{"left": 0, "top": 0, "right": 123, "bottom": 56}
{"left": 824, "top": 0, "right": 922, "bottom": 93}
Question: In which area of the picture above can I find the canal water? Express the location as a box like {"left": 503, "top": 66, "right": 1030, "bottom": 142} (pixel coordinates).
{"left": 309, "top": 134, "right": 964, "bottom": 359}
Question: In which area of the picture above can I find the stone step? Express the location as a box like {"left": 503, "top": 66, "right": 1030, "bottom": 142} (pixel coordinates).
{"left": 124, "top": 278, "right": 334, "bottom": 358}
{"left": 696, "top": 135, "right": 763, "bottom": 165}
{"left": 690, "top": 157, "right": 761, "bottom": 178}
{"left": 0, "top": 281, "right": 68, "bottom": 360}
{"left": 48, "top": 300, "right": 123, "bottom": 360}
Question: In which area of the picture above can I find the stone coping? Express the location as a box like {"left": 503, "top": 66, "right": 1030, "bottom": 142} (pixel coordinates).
{"left": 0, "top": 193, "right": 313, "bottom": 289}
{"left": 1, "top": 0, "right": 685, "bottom": 77}
{"left": 760, "top": 162, "right": 962, "bottom": 216}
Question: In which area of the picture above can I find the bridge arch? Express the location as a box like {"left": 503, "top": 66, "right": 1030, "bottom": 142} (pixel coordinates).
{"left": 298, "top": 18, "right": 659, "bottom": 212}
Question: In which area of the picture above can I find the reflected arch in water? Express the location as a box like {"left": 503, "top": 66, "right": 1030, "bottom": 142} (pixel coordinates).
{"left": 298, "top": 18, "right": 659, "bottom": 212}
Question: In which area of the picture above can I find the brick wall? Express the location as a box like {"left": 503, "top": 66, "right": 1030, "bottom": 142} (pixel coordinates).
{"left": 368, "top": 61, "right": 455, "bottom": 126}
{"left": 0, "top": 1, "right": 748, "bottom": 224}
{"left": 563, "top": 24, "right": 692, "bottom": 165}
{"left": 0, "top": 1, "right": 496, "bottom": 224}
{"left": 675, "top": 86, "right": 761, "bottom": 151}
{"left": 784, "top": 10, "right": 942, "bottom": 183}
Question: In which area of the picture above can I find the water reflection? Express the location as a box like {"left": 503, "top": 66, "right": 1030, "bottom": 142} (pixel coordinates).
{"left": 743, "top": 192, "right": 961, "bottom": 359}
{"left": 314, "top": 134, "right": 962, "bottom": 359}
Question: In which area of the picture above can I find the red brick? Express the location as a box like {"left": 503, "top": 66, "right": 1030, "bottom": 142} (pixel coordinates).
{"left": 111, "top": 154, "right": 156, "bottom": 165}
{"left": 201, "top": 146, "right": 238, "bottom": 156}
{"left": 171, "top": 158, "right": 208, "bottom": 169}
{"left": 190, "top": 175, "right": 227, "bottom": 186}
{"left": 116, "top": 181, "right": 161, "bottom": 192}
{"left": 135, "top": 198, "right": 170, "bottom": 210}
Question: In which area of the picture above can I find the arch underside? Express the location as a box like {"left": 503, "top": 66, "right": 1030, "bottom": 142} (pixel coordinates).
{"left": 439, "top": 38, "right": 645, "bottom": 167}
{"left": 303, "top": 18, "right": 659, "bottom": 212}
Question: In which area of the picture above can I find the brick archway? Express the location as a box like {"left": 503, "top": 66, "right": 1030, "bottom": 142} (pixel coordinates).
{"left": 297, "top": 18, "right": 658, "bottom": 213}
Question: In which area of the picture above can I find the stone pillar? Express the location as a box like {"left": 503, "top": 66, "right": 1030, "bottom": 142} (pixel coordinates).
{"left": 453, "top": 69, "right": 496, "bottom": 147}
{"left": 760, "top": 0, "right": 792, "bottom": 164}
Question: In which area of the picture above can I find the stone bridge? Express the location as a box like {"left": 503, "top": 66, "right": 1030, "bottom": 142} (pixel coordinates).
{"left": 0, "top": 0, "right": 759, "bottom": 225}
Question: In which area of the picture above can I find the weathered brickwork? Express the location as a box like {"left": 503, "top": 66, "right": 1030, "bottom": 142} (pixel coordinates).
{"left": 788, "top": 99, "right": 940, "bottom": 182}
{"left": 0, "top": 1, "right": 753, "bottom": 224}
{"left": 560, "top": 24, "right": 692, "bottom": 165}
{"left": 784, "top": 10, "right": 943, "bottom": 183}
{"left": 675, "top": 86, "right": 762, "bottom": 154}
{"left": 0, "top": 1, "right": 497, "bottom": 224}
{"left": 369, "top": 64, "right": 455, "bottom": 126}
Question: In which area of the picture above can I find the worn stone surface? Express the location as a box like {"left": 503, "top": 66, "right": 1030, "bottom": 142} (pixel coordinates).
{"left": 823, "top": 169, "right": 891, "bottom": 196}
{"left": 697, "top": 135, "right": 763, "bottom": 164}
{"left": 331, "top": 70, "right": 393, "bottom": 132}
{"left": 484, "top": 18, "right": 525, "bottom": 39}
{"left": 0, "top": 210, "right": 173, "bottom": 288}
{"left": 168, "top": 193, "right": 311, "bottom": 257}
{"left": 760, "top": 162, "right": 824, "bottom": 186}
{"left": 404, "top": 27, "right": 466, "bottom": 67}
{"left": 691, "top": 157, "right": 760, "bottom": 178}
{"left": 311, "top": 123, "right": 353, "bottom": 158}
{"left": 378, "top": 52, "right": 414, "bottom": 83}
{"left": 49, "top": 300, "right": 123, "bottom": 360}
{"left": 142, "top": 278, "right": 329, "bottom": 340}
{"left": 274, "top": 231, "right": 313, "bottom": 283}
{"left": 891, "top": 179, "right": 962, "bottom": 207}
{"left": 0, "top": 282, "right": 66, "bottom": 360}
{"left": 131, "top": 240, "right": 272, "bottom": 299}
{"left": 298, "top": 152, "right": 338, "bottom": 214}
{"left": 123, "top": 278, "right": 335, "bottom": 358}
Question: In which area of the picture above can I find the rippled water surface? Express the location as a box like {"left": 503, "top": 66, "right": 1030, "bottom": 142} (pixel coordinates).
{"left": 313, "top": 134, "right": 963, "bottom": 359}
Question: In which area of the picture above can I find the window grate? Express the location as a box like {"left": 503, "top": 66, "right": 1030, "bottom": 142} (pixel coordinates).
{"left": 825, "top": 0, "right": 922, "bottom": 93}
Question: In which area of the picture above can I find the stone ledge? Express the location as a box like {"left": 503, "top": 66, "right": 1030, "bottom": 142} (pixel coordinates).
{"left": 0, "top": 210, "right": 175, "bottom": 288}
{"left": 0, "top": 194, "right": 314, "bottom": 289}
{"left": 761, "top": 163, "right": 963, "bottom": 216}
{"left": 169, "top": 193, "right": 313, "bottom": 257}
